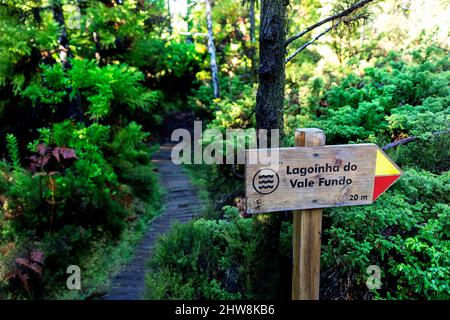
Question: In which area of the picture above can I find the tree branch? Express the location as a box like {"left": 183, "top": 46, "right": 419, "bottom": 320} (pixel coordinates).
{"left": 285, "top": 21, "right": 340, "bottom": 64}
{"left": 382, "top": 136, "right": 417, "bottom": 151}
{"left": 382, "top": 130, "right": 450, "bottom": 151}
{"left": 285, "top": 0, "right": 374, "bottom": 47}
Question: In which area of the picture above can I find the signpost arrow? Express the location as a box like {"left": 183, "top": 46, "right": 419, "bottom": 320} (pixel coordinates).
{"left": 245, "top": 142, "right": 402, "bottom": 214}
{"left": 373, "top": 148, "right": 402, "bottom": 200}
{"left": 244, "top": 128, "right": 403, "bottom": 300}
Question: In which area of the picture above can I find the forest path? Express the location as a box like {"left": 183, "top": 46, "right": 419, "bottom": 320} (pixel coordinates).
{"left": 102, "top": 142, "right": 202, "bottom": 300}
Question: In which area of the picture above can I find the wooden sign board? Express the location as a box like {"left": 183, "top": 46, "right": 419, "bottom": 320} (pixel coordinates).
{"left": 245, "top": 144, "right": 402, "bottom": 214}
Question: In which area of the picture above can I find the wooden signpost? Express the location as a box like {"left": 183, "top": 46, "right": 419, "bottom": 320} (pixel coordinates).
{"left": 245, "top": 128, "right": 402, "bottom": 300}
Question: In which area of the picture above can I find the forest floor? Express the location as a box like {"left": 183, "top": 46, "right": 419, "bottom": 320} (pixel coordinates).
{"left": 102, "top": 112, "right": 202, "bottom": 300}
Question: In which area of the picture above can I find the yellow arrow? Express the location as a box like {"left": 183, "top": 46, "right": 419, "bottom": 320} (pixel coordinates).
{"left": 375, "top": 149, "right": 401, "bottom": 176}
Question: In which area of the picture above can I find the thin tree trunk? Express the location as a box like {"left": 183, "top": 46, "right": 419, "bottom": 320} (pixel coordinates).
{"left": 167, "top": 0, "right": 173, "bottom": 35}
{"left": 93, "top": 32, "right": 102, "bottom": 64}
{"left": 205, "top": 0, "right": 220, "bottom": 98}
{"left": 360, "top": 21, "right": 366, "bottom": 48}
{"left": 249, "top": 0, "right": 256, "bottom": 43}
{"left": 52, "top": 1, "right": 71, "bottom": 69}
{"left": 52, "top": 1, "right": 84, "bottom": 122}
{"left": 183, "top": 0, "right": 195, "bottom": 43}
{"left": 246, "top": 0, "right": 288, "bottom": 300}
{"left": 249, "top": 0, "right": 257, "bottom": 82}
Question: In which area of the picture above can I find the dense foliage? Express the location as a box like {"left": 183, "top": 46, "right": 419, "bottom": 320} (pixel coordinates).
{"left": 0, "top": 0, "right": 201, "bottom": 299}
{"left": 0, "top": 0, "right": 448, "bottom": 300}
{"left": 145, "top": 0, "right": 449, "bottom": 300}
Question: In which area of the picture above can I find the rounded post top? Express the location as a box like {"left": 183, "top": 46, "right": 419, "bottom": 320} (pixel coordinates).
{"left": 295, "top": 128, "right": 324, "bottom": 133}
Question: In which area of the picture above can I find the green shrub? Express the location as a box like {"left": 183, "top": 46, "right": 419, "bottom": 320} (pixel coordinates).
{"left": 118, "top": 164, "right": 160, "bottom": 201}
{"left": 174, "top": 47, "right": 449, "bottom": 301}
{"left": 321, "top": 169, "right": 450, "bottom": 300}
{"left": 284, "top": 49, "right": 449, "bottom": 145}
{"left": 388, "top": 134, "right": 450, "bottom": 175}
{"left": 146, "top": 208, "right": 249, "bottom": 300}
{"left": 22, "top": 60, "right": 161, "bottom": 122}
{"left": 145, "top": 206, "right": 294, "bottom": 300}
{"left": 0, "top": 0, "right": 168, "bottom": 300}
{"left": 0, "top": 118, "right": 161, "bottom": 298}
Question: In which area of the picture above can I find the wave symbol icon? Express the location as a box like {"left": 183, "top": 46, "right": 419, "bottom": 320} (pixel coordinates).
{"left": 253, "top": 169, "right": 280, "bottom": 195}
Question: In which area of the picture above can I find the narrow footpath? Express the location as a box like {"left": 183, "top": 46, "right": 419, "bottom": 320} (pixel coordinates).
{"left": 103, "top": 143, "right": 201, "bottom": 300}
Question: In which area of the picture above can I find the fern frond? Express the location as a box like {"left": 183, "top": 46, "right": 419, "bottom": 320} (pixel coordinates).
{"left": 6, "top": 133, "right": 21, "bottom": 169}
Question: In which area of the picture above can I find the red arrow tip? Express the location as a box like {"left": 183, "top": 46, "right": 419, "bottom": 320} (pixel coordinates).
{"left": 373, "top": 175, "right": 401, "bottom": 201}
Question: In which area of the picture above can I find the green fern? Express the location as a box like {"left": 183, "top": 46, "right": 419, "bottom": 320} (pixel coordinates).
{"left": 6, "top": 133, "right": 21, "bottom": 169}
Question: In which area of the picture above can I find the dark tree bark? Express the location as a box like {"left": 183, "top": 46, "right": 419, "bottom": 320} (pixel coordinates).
{"left": 249, "top": 0, "right": 257, "bottom": 82}
{"left": 247, "top": 0, "right": 288, "bottom": 300}
{"left": 255, "top": 0, "right": 287, "bottom": 139}
{"left": 248, "top": 0, "right": 376, "bottom": 299}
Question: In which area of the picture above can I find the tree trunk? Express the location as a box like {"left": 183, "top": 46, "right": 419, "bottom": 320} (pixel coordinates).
{"left": 255, "top": 0, "right": 286, "bottom": 138}
{"left": 246, "top": 0, "right": 288, "bottom": 300}
{"left": 249, "top": 0, "right": 257, "bottom": 82}
{"left": 249, "top": 0, "right": 256, "bottom": 43}
{"left": 52, "top": 1, "right": 84, "bottom": 122}
{"left": 93, "top": 32, "right": 102, "bottom": 64}
{"left": 205, "top": 0, "right": 220, "bottom": 98}
{"left": 184, "top": 0, "right": 194, "bottom": 42}
{"left": 52, "top": 1, "right": 71, "bottom": 69}
{"left": 167, "top": 0, "right": 173, "bottom": 35}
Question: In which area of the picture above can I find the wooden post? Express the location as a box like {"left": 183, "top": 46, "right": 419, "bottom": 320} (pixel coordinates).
{"left": 292, "top": 128, "right": 326, "bottom": 300}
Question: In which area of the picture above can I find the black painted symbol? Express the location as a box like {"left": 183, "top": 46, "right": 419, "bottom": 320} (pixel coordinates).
{"left": 252, "top": 168, "right": 280, "bottom": 195}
